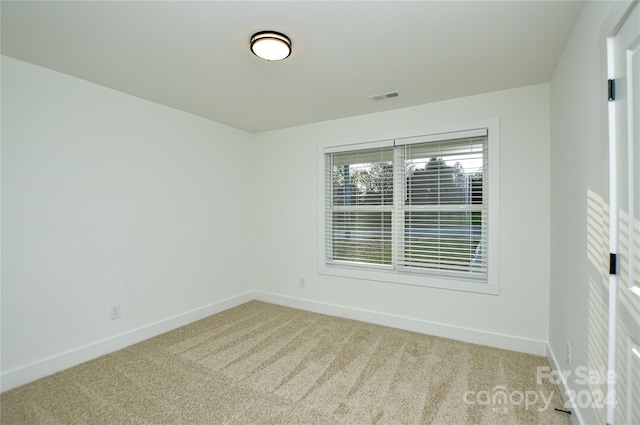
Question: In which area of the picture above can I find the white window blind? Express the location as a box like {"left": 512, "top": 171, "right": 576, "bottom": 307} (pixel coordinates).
{"left": 397, "top": 135, "right": 487, "bottom": 279}
{"left": 318, "top": 119, "right": 500, "bottom": 294}
{"left": 325, "top": 146, "right": 394, "bottom": 267}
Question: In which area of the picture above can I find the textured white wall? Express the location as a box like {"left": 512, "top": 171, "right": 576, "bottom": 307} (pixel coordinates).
{"left": 253, "top": 84, "right": 551, "bottom": 347}
{"left": 1, "top": 57, "right": 256, "bottom": 385}
{"left": 549, "top": 2, "right": 618, "bottom": 425}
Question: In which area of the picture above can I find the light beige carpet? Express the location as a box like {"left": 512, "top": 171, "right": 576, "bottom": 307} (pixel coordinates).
{"left": 1, "top": 301, "right": 571, "bottom": 424}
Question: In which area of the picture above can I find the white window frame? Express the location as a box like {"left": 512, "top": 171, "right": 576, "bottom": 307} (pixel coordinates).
{"left": 317, "top": 119, "right": 500, "bottom": 295}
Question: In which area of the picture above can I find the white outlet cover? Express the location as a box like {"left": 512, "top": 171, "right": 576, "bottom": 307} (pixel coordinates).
{"left": 111, "top": 305, "right": 121, "bottom": 320}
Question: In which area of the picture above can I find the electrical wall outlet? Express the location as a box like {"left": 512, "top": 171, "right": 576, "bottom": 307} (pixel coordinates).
{"left": 111, "top": 304, "right": 121, "bottom": 320}
{"left": 565, "top": 341, "right": 571, "bottom": 367}
{"left": 298, "top": 277, "right": 305, "bottom": 287}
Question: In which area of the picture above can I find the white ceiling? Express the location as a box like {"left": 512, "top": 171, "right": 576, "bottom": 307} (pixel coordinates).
{"left": 1, "top": 1, "right": 583, "bottom": 133}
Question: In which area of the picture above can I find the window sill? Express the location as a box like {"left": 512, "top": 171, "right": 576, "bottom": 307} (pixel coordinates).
{"left": 319, "top": 260, "right": 499, "bottom": 295}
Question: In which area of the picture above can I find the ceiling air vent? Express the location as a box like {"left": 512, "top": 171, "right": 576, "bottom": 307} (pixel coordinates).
{"left": 369, "top": 91, "right": 400, "bottom": 101}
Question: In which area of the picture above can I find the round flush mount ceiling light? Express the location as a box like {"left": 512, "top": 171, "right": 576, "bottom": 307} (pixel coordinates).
{"left": 250, "top": 31, "right": 292, "bottom": 61}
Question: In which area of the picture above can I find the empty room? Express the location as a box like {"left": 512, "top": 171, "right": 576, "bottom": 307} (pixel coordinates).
{"left": 1, "top": 1, "right": 639, "bottom": 424}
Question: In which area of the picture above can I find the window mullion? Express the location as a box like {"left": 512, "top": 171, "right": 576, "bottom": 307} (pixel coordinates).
{"left": 403, "top": 205, "right": 485, "bottom": 212}
{"left": 332, "top": 206, "right": 394, "bottom": 212}
{"left": 393, "top": 145, "right": 405, "bottom": 270}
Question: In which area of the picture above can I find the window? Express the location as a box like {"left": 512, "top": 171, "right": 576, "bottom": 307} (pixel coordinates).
{"left": 319, "top": 121, "right": 499, "bottom": 294}
{"left": 326, "top": 145, "right": 394, "bottom": 266}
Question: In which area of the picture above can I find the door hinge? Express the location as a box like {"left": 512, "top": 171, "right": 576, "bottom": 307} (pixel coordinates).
{"left": 608, "top": 79, "right": 616, "bottom": 101}
{"left": 610, "top": 253, "right": 618, "bottom": 275}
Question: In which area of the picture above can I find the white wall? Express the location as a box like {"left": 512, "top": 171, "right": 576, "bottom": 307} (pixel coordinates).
{"left": 0, "top": 57, "right": 555, "bottom": 391}
{"left": 253, "top": 84, "right": 551, "bottom": 353}
{"left": 1, "top": 57, "right": 256, "bottom": 390}
{"left": 549, "top": 2, "right": 618, "bottom": 425}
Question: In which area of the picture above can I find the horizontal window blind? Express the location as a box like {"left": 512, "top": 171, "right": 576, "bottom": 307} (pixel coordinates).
{"left": 398, "top": 136, "right": 487, "bottom": 279}
{"left": 324, "top": 129, "right": 489, "bottom": 281}
{"left": 404, "top": 137, "right": 486, "bottom": 206}
{"left": 326, "top": 147, "right": 394, "bottom": 266}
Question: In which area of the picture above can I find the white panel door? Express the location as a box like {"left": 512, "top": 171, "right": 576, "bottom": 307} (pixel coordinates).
{"left": 610, "top": 2, "right": 640, "bottom": 424}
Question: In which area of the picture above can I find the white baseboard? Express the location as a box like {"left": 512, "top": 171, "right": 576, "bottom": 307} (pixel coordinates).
{"left": 546, "top": 344, "right": 585, "bottom": 425}
{"left": 254, "top": 291, "right": 548, "bottom": 356}
{"left": 2, "top": 290, "right": 550, "bottom": 393}
{"left": 0, "top": 291, "right": 254, "bottom": 392}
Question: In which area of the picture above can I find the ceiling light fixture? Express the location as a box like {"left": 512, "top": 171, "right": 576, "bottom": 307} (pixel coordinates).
{"left": 250, "top": 31, "right": 292, "bottom": 61}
